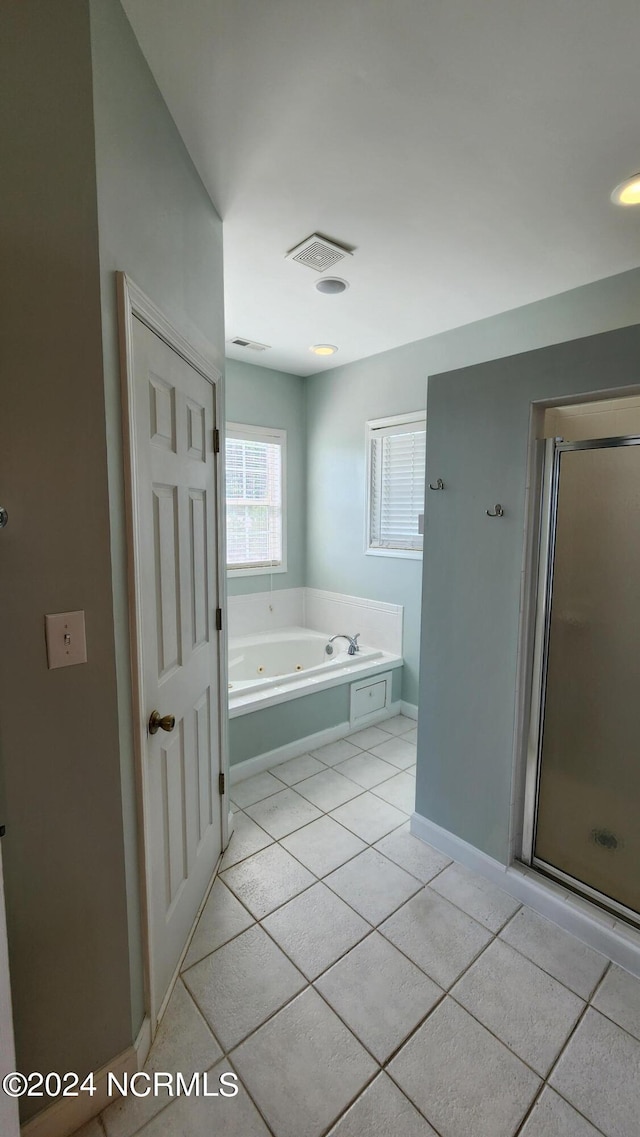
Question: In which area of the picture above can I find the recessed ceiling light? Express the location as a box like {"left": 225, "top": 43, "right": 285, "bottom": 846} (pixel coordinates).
{"left": 611, "top": 173, "right": 640, "bottom": 206}
{"left": 315, "top": 277, "right": 349, "bottom": 295}
{"left": 309, "top": 344, "right": 338, "bottom": 356}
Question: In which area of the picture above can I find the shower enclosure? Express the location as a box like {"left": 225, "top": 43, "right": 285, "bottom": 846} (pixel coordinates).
{"left": 523, "top": 433, "right": 640, "bottom": 924}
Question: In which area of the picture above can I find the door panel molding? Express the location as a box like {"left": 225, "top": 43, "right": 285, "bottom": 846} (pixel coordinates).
{"left": 117, "top": 273, "right": 229, "bottom": 1030}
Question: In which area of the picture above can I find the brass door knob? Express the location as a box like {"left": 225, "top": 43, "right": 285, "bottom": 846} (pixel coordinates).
{"left": 148, "top": 710, "right": 176, "bottom": 735}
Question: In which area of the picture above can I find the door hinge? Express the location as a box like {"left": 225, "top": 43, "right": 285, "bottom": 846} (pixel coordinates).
{"left": 213, "top": 428, "right": 220, "bottom": 454}
{"left": 218, "top": 771, "right": 225, "bottom": 796}
{"left": 215, "top": 607, "right": 222, "bottom": 631}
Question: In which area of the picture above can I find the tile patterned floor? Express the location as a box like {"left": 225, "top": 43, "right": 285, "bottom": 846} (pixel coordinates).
{"left": 75, "top": 714, "right": 640, "bottom": 1137}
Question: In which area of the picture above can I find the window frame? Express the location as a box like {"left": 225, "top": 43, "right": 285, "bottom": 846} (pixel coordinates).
{"left": 225, "top": 422, "right": 288, "bottom": 578}
{"left": 365, "top": 409, "right": 426, "bottom": 561}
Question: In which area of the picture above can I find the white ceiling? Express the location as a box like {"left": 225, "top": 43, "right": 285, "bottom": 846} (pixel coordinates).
{"left": 122, "top": 0, "right": 640, "bottom": 377}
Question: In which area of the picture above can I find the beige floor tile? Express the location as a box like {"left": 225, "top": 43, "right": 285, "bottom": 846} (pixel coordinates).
{"left": 452, "top": 939, "right": 584, "bottom": 1076}
{"left": 182, "top": 878, "right": 254, "bottom": 970}
{"left": 430, "top": 862, "right": 520, "bottom": 932}
{"left": 591, "top": 962, "right": 640, "bottom": 1041}
{"left": 126, "top": 1059, "right": 270, "bottom": 1137}
{"left": 221, "top": 843, "right": 315, "bottom": 918}
{"left": 325, "top": 848, "right": 421, "bottom": 925}
{"left": 550, "top": 1008, "right": 640, "bottom": 1137}
{"left": 220, "top": 812, "right": 273, "bottom": 870}
{"left": 232, "top": 989, "right": 377, "bottom": 1137}
{"left": 244, "top": 787, "right": 322, "bottom": 839}
{"left": 74, "top": 1120, "right": 107, "bottom": 1137}
{"left": 230, "top": 770, "right": 285, "bottom": 808}
{"left": 519, "top": 1087, "right": 603, "bottom": 1136}
{"left": 500, "top": 908, "right": 608, "bottom": 999}
{"left": 262, "top": 882, "right": 370, "bottom": 979}
{"left": 294, "top": 767, "right": 363, "bottom": 811}
{"left": 380, "top": 714, "right": 417, "bottom": 736}
{"left": 330, "top": 792, "right": 407, "bottom": 843}
{"left": 389, "top": 998, "right": 540, "bottom": 1137}
{"left": 183, "top": 925, "right": 305, "bottom": 1050}
{"left": 380, "top": 888, "right": 492, "bottom": 988}
{"left": 368, "top": 736, "right": 416, "bottom": 769}
{"left": 270, "top": 753, "right": 326, "bottom": 785}
{"left": 316, "top": 932, "right": 442, "bottom": 1061}
{"left": 101, "top": 981, "right": 221, "bottom": 1137}
{"left": 309, "top": 738, "right": 364, "bottom": 765}
{"left": 371, "top": 771, "right": 416, "bottom": 814}
{"left": 327, "top": 1072, "right": 438, "bottom": 1136}
{"left": 334, "top": 751, "right": 399, "bottom": 789}
{"left": 280, "top": 815, "right": 367, "bottom": 877}
{"left": 374, "top": 826, "right": 451, "bottom": 883}
{"left": 346, "top": 725, "right": 393, "bottom": 750}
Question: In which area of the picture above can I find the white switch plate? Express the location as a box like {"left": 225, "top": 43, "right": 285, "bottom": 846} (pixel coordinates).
{"left": 45, "top": 611, "right": 87, "bottom": 669}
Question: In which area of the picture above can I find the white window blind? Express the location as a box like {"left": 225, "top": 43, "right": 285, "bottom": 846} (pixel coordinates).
{"left": 225, "top": 426, "right": 285, "bottom": 571}
{"left": 368, "top": 414, "right": 426, "bottom": 554}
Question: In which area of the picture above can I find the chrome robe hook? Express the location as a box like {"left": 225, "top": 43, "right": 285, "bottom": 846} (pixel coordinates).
{"left": 486, "top": 504, "right": 504, "bottom": 517}
{"left": 429, "top": 478, "right": 445, "bottom": 491}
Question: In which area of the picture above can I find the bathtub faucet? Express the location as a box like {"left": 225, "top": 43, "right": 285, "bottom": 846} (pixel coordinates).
{"left": 327, "top": 633, "right": 361, "bottom": 656}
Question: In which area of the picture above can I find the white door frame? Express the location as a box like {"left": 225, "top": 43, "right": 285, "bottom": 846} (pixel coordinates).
{"left": 117, "top": 273, "right": 230, "bottom": 1030}
{"left": 0, "top": 845, "right": 20, "bottom": 1137}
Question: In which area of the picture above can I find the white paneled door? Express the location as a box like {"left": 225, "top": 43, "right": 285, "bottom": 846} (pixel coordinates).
{"left": 130, "top": 313, "right": 223, "bottom": 1022}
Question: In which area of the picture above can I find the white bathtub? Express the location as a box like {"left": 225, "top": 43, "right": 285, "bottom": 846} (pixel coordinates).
{"left": 227, "top": 627, "right": 402, "bottom": 716}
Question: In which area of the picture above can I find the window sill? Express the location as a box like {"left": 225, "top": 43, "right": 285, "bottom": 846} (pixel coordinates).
{"left": 227, "top": 563, "right": 288, "bottom": 578}
{"left": 365, "top": 548, "right": 422, "bottom": 561}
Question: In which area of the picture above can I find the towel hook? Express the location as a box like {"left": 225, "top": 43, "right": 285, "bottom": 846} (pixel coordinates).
{"left": 486, "top": 504, "right": 504, "bottom": 518}
{"left": 429, "top": 478, "right": 445, "bottom": 491}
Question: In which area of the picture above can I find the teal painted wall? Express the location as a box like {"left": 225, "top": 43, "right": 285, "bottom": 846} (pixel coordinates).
{"left": 417, "top": 323, "right": 640, "bottom": 863}
{"left": 230, "top": 669, "right": 402, "bottom": 764}
{"left": 230, "top": 687, "right": 349, "bottom": 764}
{"left": 90, "top": 0, "right": 225, "bottom": 1043}
{"left": 226, "top": 359, "right": 306, "bottom": 596}
{"left": 0, "top": 3, "right": 132, "bottom": 1115}
{"left": 305, "top": 267, "right": 640, "bottom": 708}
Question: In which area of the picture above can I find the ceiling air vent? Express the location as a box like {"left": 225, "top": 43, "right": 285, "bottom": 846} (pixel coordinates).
{"left": 285, "top": 233, "right": 353, "bottom": 273}
{"left": 228, "top": 337, "right": 270, "bottom": 352}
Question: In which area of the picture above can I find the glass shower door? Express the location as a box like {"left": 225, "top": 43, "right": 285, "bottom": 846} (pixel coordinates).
{"left": 533, "top": 436, "right": 640, "bottom": 918}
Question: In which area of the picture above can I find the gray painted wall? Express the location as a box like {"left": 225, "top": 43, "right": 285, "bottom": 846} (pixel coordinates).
{"left": 90, "top": 0, "right": 225, "bottom": 1041}
{"left": 0, "top": 3, "right": 131, "bottom": 1118}
{"left": 225, "top": 360, "right": 306, "bottom": 596}
{"left": 0, "top": 0, "right": 225, "bottom": 1120}
{"left": 305, "top": 267, "right": 640, "bottom": 707}
{"left": 416, "top": 323, "right": 640, "bottom": 863}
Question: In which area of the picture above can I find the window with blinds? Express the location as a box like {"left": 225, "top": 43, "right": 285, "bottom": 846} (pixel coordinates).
{"left": 367, "top": 412, "right": 426, "bottom": 557}
{"left": 225, "top": 424, "right": 287, "bottom": 574}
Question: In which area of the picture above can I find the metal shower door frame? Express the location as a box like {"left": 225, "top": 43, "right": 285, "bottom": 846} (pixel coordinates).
{"left": 522, "top": 432, "right": 640, "bottom": 927}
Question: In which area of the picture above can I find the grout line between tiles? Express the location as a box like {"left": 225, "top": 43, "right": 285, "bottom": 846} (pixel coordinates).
{"left": 177, "top": 974, "right": 226, "bottom": 1056}
{"left": 493, "top": 913, "right": 610, "bottom": 1001}
{"left": 134, "top": 745, "right": 632, "bottom": 1137}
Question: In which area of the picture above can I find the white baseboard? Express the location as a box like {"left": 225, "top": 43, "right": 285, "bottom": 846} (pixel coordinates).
{"left": 399, "top": 701, "right": 418, "bottom": 720}
{"left": 20, "top": 1043, "right": 138, "bottom": 1137}
{"left": 134, "top": 1016, "right": 152, "bottom": 1070}
{"left": 230, "top": 701, "right": 402, "bottom": 783}
{"left": 410, "top": 810, "right": 640, "bottom": 978}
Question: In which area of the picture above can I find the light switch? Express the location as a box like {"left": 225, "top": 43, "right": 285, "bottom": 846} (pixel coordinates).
{"left": 45, "top": 611, "right": 87, "bottom": 669}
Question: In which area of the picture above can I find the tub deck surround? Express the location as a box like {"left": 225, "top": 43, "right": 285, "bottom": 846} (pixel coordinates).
{"left": 227, "top": 587, "right": 403, "bottom": 655}
{"left": 228, "top": 629, "right": 402, "bottom": 719}
{"left": 81, "top": 719, "right": 640, "bottom": 1137}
